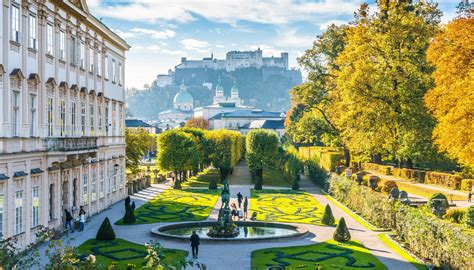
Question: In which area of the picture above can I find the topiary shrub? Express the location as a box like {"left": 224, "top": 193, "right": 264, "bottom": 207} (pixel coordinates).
{"left": 322, "top": 204, "right": 335, "bottom": 226}
{"left": 427, "top": 193, "right": 449, "bottom": 209}
{"left": 443, "top": 208, "right": 466, "bottom": 224}
{"left": 466, "top": 206, "right": 474, "bottom": 228}
{"left": 333, "top": 217, "right": 350, "bottom": 242}
{"left": 123, "top": 197, "right": 136, "bottom": 224}
{"left": 427, "top": 192, "right": 449, "bottom": 218}
{"left": 381, "top": 180, "right": 398, "bottom": 193}
{"left": 96, "top": 217, "right": 116, "bottom": 240}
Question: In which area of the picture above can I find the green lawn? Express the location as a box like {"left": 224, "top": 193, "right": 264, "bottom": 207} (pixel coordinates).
{"left": 116, "top": 189, "right": 219, "bottom": 224}
{"left": 251, "top": 240, "right": 387, "bottom": 270}
{"left": 250, "top": 189, "right": 327, "bottom": 225}
{"left": 77, "top": 238, "right": 188, "bottom": 270}
{"left": 261, "top": 167, "right": 292, "bottom": 187}
{"left": 181, "top": 168, "right": 222, "bottom": 188}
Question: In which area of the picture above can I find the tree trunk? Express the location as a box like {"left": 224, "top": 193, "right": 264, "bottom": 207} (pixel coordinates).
{"left": 372, "top": 153, "right": 382, "bottom": 164}
{"left": 219, "top": 167, "right": 229, "bottom": 183}
{"left": 405, "top": 158, "right": 414, "bottom": 169}
{"left": 343, "top": 147, "right": 351, "bottom": 167}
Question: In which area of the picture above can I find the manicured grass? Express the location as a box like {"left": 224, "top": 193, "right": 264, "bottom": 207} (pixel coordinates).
{"left": 323, "top": 193, "right": 382, "bottom": 231}
{"left": 77, "top": 238, "right": 188, "bottom": 270}
{"left": 181, "top": 168, "right": 222, "bottom": 188}
{"left": 251, "top": 240, "right": 387, "bottom": 270}
{"left": 378, "top": 234, "right": 427, "bottom": 270}
{"left": 116, "top": 189, "right": 219, "bottom": 224}
{"left": 261, "top": 167, "right": 292, "bottom": 187}
{"left": 250, "top": 189, "right": 326, "bottom": 225}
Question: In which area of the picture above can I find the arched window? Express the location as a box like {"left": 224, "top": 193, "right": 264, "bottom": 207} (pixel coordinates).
{"left": 10, "top": 69, "right": 24, "bottom": 137}
{"left": 28, "top": 74, "right": 40, "bottom": 137}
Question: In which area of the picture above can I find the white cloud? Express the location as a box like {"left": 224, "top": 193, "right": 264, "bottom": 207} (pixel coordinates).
{"left": 250, "top": 44, "right": 284, "bottom": 57}
{"left": 89, "top": 0, "right": 363, "bottom": 25}
{"left": 181, "top": 39, "right": 210, "bottom": 53}
{"left": 131, "top": 28, "right": 175, "bottom": 39}
{"left": 216, "top": 44, "right": 225, "bottom": 48}
{"left": 112, "top": 29, "right": 136, "bottom": 39}
{"left": 131, "top": 44, "right": 185, "bottom": 56}
{"left": 274, "top": 28, "right": 315, "bottom": 49}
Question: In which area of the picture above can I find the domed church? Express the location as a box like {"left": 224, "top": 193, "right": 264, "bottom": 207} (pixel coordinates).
{"left": 158, "top": 81, "right": 194, "bottom": 130}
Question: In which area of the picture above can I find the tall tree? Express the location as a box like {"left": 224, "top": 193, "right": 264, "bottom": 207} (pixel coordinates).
{"left": 246, "top": 129, "right": 279, "bottom": 190}
{"left": 125, "top": 128, "right": 154, "bottom": 174}
{"left": 185, "top": 117, "right": 210, "bottom": 130}
{"left": 330, "top": 1, "right": 441, "bottom": 167}
{"left": 206, "top": 130, "right": 242, "bottom": 182}
{"left": 425, "top": 16, "right": 474, "bottom": 167}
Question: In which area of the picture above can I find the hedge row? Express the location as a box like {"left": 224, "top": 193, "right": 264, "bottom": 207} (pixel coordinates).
{"left": 362, "top": 163, "right": 467, "bottom": 190}
{"left": 461, "top": 179, "right": 474, "bottom": 191}
{"left": 329, "top": 176, "right": 474, "bottom": 269}
{"left": 299, "top": 146, "right": 343, "bottom": 172}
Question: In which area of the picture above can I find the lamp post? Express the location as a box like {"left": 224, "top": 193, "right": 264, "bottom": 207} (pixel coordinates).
{"left": 107, "top": 163, "right": 120, "bottom": 209}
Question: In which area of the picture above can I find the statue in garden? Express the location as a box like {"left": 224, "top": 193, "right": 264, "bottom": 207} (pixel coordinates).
{"left": 388, "top": 187, "right": 400, "bottom": 201}
{"left": 123, "top": 196, "right": 136, "bottom": 224}
{"left": 399, "top": 191, "right": 410, "bottom": 204}
{"left": 221, "top": 180, "right": 231, "bottom": 209}
{"left": 208, "top": 179, "right": 239, "bottom": 238}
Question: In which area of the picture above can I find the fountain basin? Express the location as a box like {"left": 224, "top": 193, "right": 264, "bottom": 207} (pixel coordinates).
{"left": 151, "top": 221, "right": 308, "bottom": 242}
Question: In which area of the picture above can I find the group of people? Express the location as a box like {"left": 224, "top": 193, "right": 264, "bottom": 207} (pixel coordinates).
{"left": 64, "top": 206, "right": 87, "bottom": 233}
{"left": 231, "top": 192, "right": 248, "bottom": 220}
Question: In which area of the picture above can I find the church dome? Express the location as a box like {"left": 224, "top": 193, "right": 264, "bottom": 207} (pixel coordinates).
{"left": 173, "top": 91, "right": 194, "bottom": 104}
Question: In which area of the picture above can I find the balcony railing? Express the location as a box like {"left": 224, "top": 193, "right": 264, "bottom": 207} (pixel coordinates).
{"left": 43, "top": 137, "right": 98, "bottom": 152}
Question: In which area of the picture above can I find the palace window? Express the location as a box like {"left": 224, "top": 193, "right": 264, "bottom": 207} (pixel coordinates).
{"left": 98, "top": 105, "right": 102, "bottom": 134}
{"left": 0, "top": 195, "right": 4, "bottom": 238}
{"left": 105, "top": 106, "right": 109, "bottom": 134}
{"left": 29, "top": 14, "right": 37, "bottom": 50}
{"left": 60, "top": 99, "right": 66, "bottom": 136}
{"left": 119, "top": 104, "right": 123, "bottom": 135}
{"left": 11, "top": 5, "right": 20, "bottom": 43}
{"left": 81, "top": 102, "right": 86, "bottom": 135}
{"left": 97, "top": 52, "right": 102, "bottom": 76}
{"left": 91, "top": 171, "right": 97, "bottom": 202}
{"left": 120, "top": 166, "right": 124, "bottom": 189}
{"left": 90, "top": 104, "right": 94, "bottom": 135}
{"left": 89, "top": 49, "right": 94, "bottom": 73}
{"left": 99, "top": 169, "right": 105, "bottom": 198}
{"left": 15, "top": 191, "right": 23, "bottom": 235}
{"left": 118, "top": 62, "right": 122, "bottom": 85}
{"left": 49, "top": 184, "right": 54, "bottom": 220}
{"left": 112, "top": 105, "right": 116, "bottom": 136}
{"left": 104, "top": 56, "right": 109, "bottom": 80}
{"left": 71, "top": 36, "right": 77, "bottom": 65}
{"left": 112, "top": 59, "right": 116, "bottom": 83}
{"left": 59, "top": 31, "right": 65, "bottom": 60}
{"left": 30, "top": 94, "right": 36, "bottom": 136}
{"left": 71, "top": 101, "right": 76, "bottom": 135}
{"left": 32, "top": 186, "right": 40, "bottom": 227}
{"left": 47, "top": 97, "right": 54, "bottom": 136}
{"left": 12, "top": 91, "right": 20, "bottom": 136}
{"left": 80, "top": 42, "right": 85, "bottom": 68}
{"left": 83, "top": 174, "right": 88, "bottom": 204}
{"left": 46, "top": 23, "right": 54, "bottom": 55}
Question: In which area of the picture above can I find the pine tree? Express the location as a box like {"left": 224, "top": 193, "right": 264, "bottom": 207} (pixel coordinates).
{"left": 322, "top": 204, "right": 335, "bottom": 225}
{"left": 96, "top": 217, "right": 116, "bottom": 241}
{"left": 333, "top": 217, "right": 351, "bottom": 242}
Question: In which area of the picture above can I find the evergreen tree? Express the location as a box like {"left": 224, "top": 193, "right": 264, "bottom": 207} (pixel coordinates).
{"left": 333, "top": 217, "right": 350, "bottom": 242}
{"left": 322, "top": 204, "right": 335, "bottom": 225}
{"left": 123, "top": 197, "right": 136, "bottom": 224}
{"left": 96, "top": 217, "right": 116, "bottom": 241}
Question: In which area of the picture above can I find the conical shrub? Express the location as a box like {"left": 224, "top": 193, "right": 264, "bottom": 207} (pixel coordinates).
{"left": 322, "top": 204, "right": 335, "bottom": 225}
{"left": 96, "top": 217, "right": 116, "bottom": 240}
{"left": 123, "top": 197, "right": 136, "bottom": 224}
{"left": 333, "top": 217, "right": 350, "bottom": 242}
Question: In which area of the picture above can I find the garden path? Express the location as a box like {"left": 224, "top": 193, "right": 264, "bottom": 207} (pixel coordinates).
{"left": 365, "top": 170, "right": 473, "bottom": 208}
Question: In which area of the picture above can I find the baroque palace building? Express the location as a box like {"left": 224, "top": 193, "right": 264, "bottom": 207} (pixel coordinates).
{"left": 0, "top": 0, "right": 130, "bottom": 248}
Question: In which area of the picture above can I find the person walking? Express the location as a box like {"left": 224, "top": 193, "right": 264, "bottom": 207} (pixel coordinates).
{"left": 79, "top": 206, "right": 86, "bottom": 232}
{"left": 237, "top": 208, "right": 244, "bottom": 220}
{"left": 237, "top": 192, "right": 243, "bottom": 208}
{"left": 468, "top": 191, "right": 472, "bottom": 203}
{"left": 243, "top": 196, "right": 248, "bottom": 220}
{"left": 131, "top": 201, "right": 136, "bottom": 211}
{"left": 64, "top": 209, "right": 74, "bottom": 233}
{"left": 190, "top": 231, "right": 200, "bottom": 259}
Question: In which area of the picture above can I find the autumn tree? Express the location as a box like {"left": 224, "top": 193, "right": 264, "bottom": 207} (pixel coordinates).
{"left": 425, "top": 16, "right": 474, "bottom": 167}
{"left": 330, "top": 1, "right": 441, "bottom": 167}
{"left": 125, "top": 128, "right": 154, "bottom": 174}
{"left": 157, "top": 130, "right": 198, "bottom": 189}
{"left": 246, "top": 129, "right": 279, "bottom": 190}
{"left": 185, "top": 116, "right": 210, "bottom": 130}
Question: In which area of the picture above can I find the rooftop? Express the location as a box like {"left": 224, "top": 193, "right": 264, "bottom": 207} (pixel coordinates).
{"left": 125, "top": 119, "right": 152, "bottom": 128}
{"left": 209, "top": 110, "right": 285, "bottom": 120}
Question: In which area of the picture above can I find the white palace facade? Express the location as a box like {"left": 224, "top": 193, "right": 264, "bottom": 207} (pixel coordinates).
{"left": 0, "top": 0, "right": 130, "bottom": 248}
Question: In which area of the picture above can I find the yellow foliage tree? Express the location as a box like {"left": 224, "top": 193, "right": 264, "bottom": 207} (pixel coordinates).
{"left": 425, "top": 17, "right": 474, "bottom": 166}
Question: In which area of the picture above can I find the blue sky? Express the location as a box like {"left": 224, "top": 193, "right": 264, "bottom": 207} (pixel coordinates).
{"left": 87, "top": 0, "right": 459, "bottom": 89}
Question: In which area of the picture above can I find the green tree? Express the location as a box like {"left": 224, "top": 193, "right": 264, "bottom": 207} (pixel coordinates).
{"left": 246, "top": 129, "right": 279, "bottom": 189}
{"left": 125, "top": 128, "right": 154, "bottom": 174}
{"left": 157, "top": 130, "right": 198, "bottom": 189}
{"left": 330, "top": 1, "right": 442, "bottom": 167}
{"left": 322, "top": 204, "right": 335, "bottom": 226}
{"left": 96, "top": 217, "right": 116, "bottom": 241}
{"left": 333, "top": 217, "right": 350, "bottom": 242}
{"left": 206, "top": 130, "right": 242, "bottom": 182}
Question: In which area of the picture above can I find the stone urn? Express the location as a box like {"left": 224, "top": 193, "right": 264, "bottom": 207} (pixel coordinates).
{"left": 356, "top": 171, "right": 364, "bottom": 185}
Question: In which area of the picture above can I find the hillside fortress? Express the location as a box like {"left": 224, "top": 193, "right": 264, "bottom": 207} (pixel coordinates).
{"left": 175, "top": 48, "right": 288, "bottom": 72}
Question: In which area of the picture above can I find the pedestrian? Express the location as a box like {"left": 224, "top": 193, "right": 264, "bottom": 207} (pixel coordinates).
{"left": 64, "top": 209, "right": 74, "bottom": 233}
{"left": 238, "top": 208, "right": 243, "bottom": 220}
{"left": 79, "top": 206, "right": 86, "bottom": 232}
{"left": 131, "top": 201, "right": 136, "bottom": 211}
{"left": 237, "top": 192, "right": 243, "bottom": 208}
{"left": 190, "top": 231, "right": 200, "bottom": 259}
{"left": 243, "top": 196, "right": 248, "bottom": 220}
{"left": 468, "top": 191, "right": 472, "bottom": 203}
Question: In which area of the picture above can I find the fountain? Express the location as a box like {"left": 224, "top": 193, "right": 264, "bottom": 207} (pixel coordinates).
{"left": 207, "top": 180, "right": 239, "bottom": 238}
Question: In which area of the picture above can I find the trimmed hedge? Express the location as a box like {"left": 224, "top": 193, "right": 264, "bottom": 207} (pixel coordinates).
{"left": 460, "top": 179, "right": 474, "bottom": 191}
{"left": 425, "top": 171, "right": 462, "bottom": 190}
{"left": 362, "top": 163, "right": 393, "bottom": 175}
{"left": 299, "top": 146, "right": 343, "bottom": 172}
{"left": 392, "top": 168, "right": 426, "bottom": 183}
{"left": 329, "top": 176, "right": 474, "bottom": 269}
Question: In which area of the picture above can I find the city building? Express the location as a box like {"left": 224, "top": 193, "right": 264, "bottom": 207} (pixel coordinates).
{"left": 125, "top": 119, "right": 157, "bottom": 134}
{"left": 157, "top": 82, "right": 194, "bottom": 130}
{"left": 208, "top": 110, "right": 286, "bottom": 131}
{"left": 175, "top": 48, "right": 288, "bottom": 72}
{"left": 245, "top": 119, "right": 285, "bottom": 138}
{"left": 0, "top": 0, "right": 130, "bottom": 248}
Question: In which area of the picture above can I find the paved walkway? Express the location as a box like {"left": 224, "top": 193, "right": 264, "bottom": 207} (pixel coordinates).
{"left": 37, "top": 163, "right": 416, "bottom": 270}
{"left": 366, "top": 170, "right": 473, "bottom": 208}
